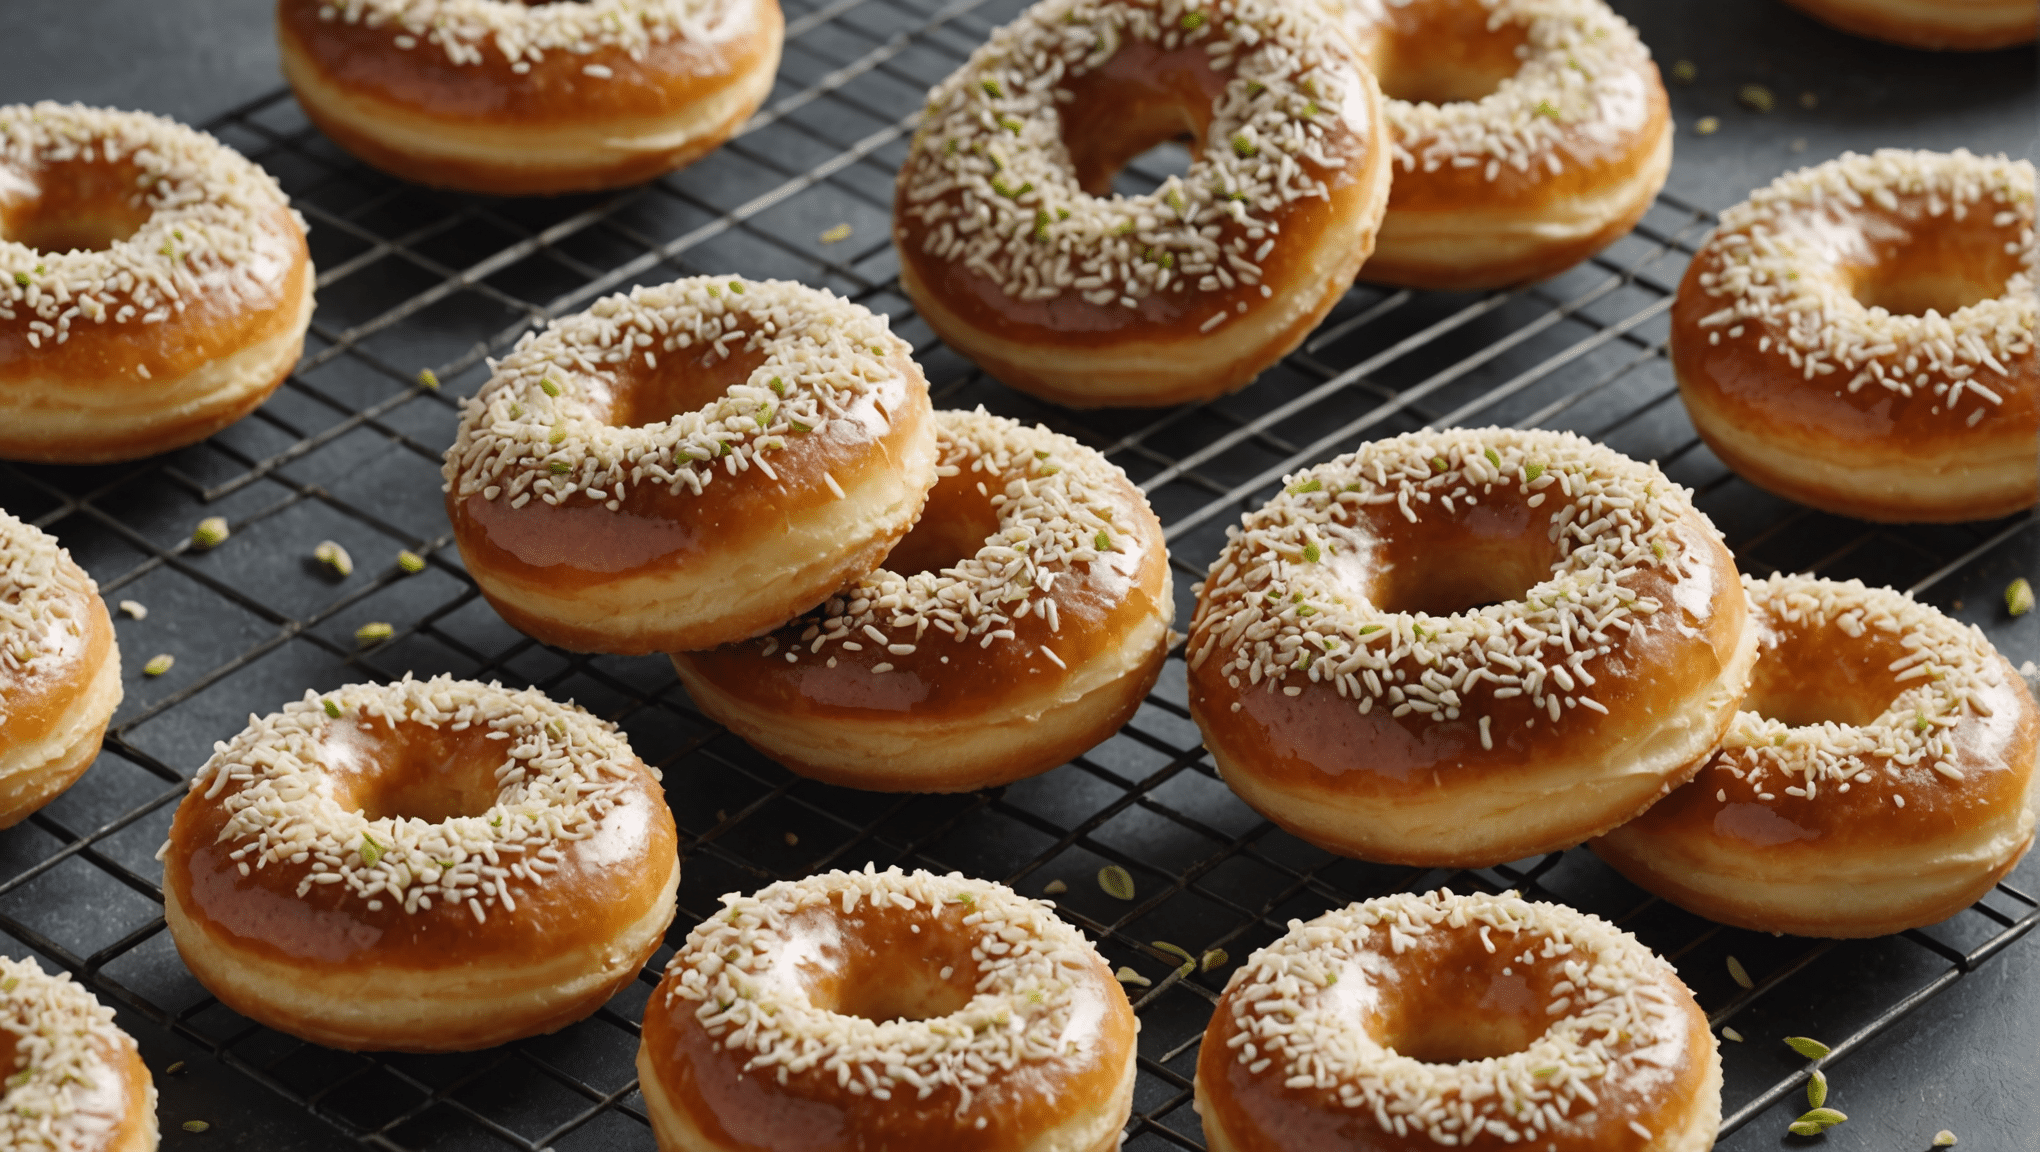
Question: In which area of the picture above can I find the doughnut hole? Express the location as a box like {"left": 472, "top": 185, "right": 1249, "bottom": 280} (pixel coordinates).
{"left": 1355, "top": 0, "right": 1529, "bottom": 106}
{"left": 596, "top": 336, "right": 770, "bottom": 429}
{"left": 789, "top": 905, "right": 982, "bottom": 1023}
{"left": 322, "top": 718, "right": 507, "bottom": 824}
{"left": 1373, "top": 929, "right": 1560, "bottom": 1063}
{"left": 1844, "top": 208, "right": 2024, "bottom": 318}
{"left": 881, "top": 467, "right": 1002, "bottom": 577}
{"left": 1336, "top": 495, "right": 1562, "bottom": 617}
{"left": 1743, "top": 616, "right": 1910, "bottom": 728}
{"left": 0, "top": 159, "right": 153, "bottom": 254}
{"left": 1054, "top": 38, "right": 1223, "bottom": 197}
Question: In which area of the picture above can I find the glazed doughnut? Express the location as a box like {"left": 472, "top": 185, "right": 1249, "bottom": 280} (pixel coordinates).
{"left": 277, "top": 0, "right": 783, "bottom": 195}
{"left": 1780, "top": 0, "right": 2037, "bottom": 51}
{"left": 0, "top": 103, "right": 314, "bottom": 464}
{"left": 894, "top": 0, "right": 1392, "bottom": 407}
{"left": 160, "top": 675, "right": 679, "bottom": 1052}
{"left": 671, "top": 408, "right": 1172, "bottom": 791}
{"left": 1671, "top": 149, "right": 2037, "bottom": 523}
{"left": 442, "top": 277, "right": 938, "bottom": 655}
{"left": 0, "top": 956, "right": 157, "bottom": 1152}
{"left": 1196, "top": 889, "right": 1720, "bottom": 1151}
{"left": 1343, "top": 0, "right": 1672, "bottom": 291}
{"left": 1594, "top": 575, "right": 2039, "bottom": 938}
{"left": 0, "top": 510, "right": 122, "bottom": 829}
{"left": 638, "top": 865, "right": 1137, "bottom": 1152}
{"left": 1185, "top": 428, "right": 1756, "bottom": 868}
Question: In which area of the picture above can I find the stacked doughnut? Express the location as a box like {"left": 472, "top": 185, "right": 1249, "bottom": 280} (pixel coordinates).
{"left": 893, "top": 0, "right": 1670, "bottom": 405}
{"left": 444, "top": 276, "right": 1173, "bottom": 791}
{"left": 1186, "top": 425, "right": 2037, "bottom": 939}
{"left": 0, "top": 956, "right": 158, "bottom": 1152}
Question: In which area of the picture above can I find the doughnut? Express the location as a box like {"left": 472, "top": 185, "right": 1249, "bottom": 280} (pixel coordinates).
{"left": 442, "top": 277, "right": 938, "bottom": 655}
{"left": 638, "top": 865, "right": 1137, "bottom": 1152}
{"left": 160, "top": 675, "right": 679, "bottom": 1052}
{"left": 0, "top": 510, "right": 122, "bottom": 830}
{"left": 1671, "top": 149, "right": 2037, "bottom": 523}
{"left": 670, "top": 408, "right": 1172, "bottom": 791}
{"left": 1195, "top": 889, "right": 1720, "bottom": 1151}
{"left": 0, "top": 103, "right": 314, "bottom": 464}
{"left": 1780, "top": 0, "right": 2037, "bottom": 51}
{"left": 1593, "top": 575, "right": 2039, "bottom": 938}
{"left": 0, "top": 956, "right": 157, "bottom": 1152}
{"left": 894, "top": 0, "right": 1393, "bottom": 407}
{"left": 1342, "top": 0, "right": 1673, "bottom": 291}
{"left": 1185, "top": 428, "right": 1756, "bottom": 868}
{"left": 277, "top": 0, "right": 784, "bottom": 195}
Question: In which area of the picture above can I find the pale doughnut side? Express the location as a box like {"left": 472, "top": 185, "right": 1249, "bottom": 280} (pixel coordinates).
{"left": 1782, "top": 0, "right": 2037, "bottom": 50}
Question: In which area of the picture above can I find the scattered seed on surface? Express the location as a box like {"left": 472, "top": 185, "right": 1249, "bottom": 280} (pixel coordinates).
{"left": 1738, "top": 84, "right": 1776, "bottom": 112}
{"left": 1807, "top": 1069, "right": 1828, "bottom": 1108}
{"left": 819, "top": 223, "right": 852, "bottom": 244}
{"left": 1785, "top": 1035, "right": 1832, "bottom": 1059}
{"left": 416, "top": 368, "right": 439, "bottom": 389}
{"left": 1721, "top": 1026, "right": 1744, "bottom": 1042}
{"left": 118, "top": 600, "right": 147, "bottom": 620}
{"left": 1798, "top": 91, "right": 1818, "bottom": 108}
{"left": 1042, "top": 879, "right": 1068, "bottom": 895}
{"left": 1152, "top": 941, "right": 1197, "bottom": 976}
{"left": 1200, "top": 948, "right": 1229, "bottom": 973}
{"left": 1934, "top": 1131, "right": 1958, "bottom": 1147}
{"left": 143, "top": 654, "right": 174, "bottom": 677}
{"left": 397, "top": 549, "right": 427, "bottom": 574}
{"left": 181, "top": 1120, "right": 210, "bottom": 1133}
{"left": 322, "top": 698, "right": 341, "bottom": 718}
{"left": 1790, "top": 137, "right": 1808, "bottom": 152}
{"left": 354, "top": 622, "right": 394, "bottom": 646}
{"left": 1670, "top": 59, "right": 1696, "bottom": 84}
{"left": 1795, "top": 1107, "right": 1847, "bottom": 1131}
{"left": 313, "top": 540, "right": 353, "bottom": 578}
{"left": 783, "top": 831, "right": 799, "bottom": 846}
{"left": 1695, "top": 116, "right": 1721, "bottom": 136}
{"left": 2006, "top": 578, "right": 2032, "bottom": 616}
{"left": 165, "top": 1061, "right": 184, "bottom": 1075}
{"left": 190, "top": 517, "right": 228, "bottom": 550}
{"left": 1114, "top": 966, "right": 1151, "bottom": 987}
{"left": 1727, "top": 955, "right": 1753, "bottom": 988}
{"left": 1097, "top": 865, "right": 1135, "bottom": 901}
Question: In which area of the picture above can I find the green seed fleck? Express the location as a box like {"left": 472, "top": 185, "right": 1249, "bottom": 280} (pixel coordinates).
{"left": 416, "top": 368, "right": 439, "bottom": 389}
{"left": 191, "top": 517, "right": 229, "bottom": 551}
{"left": 11, "top": 272, "right": 26, "bottom": 287}
{"left": 1738, "top": 84, "right": 1776, "bottom": 113}
{"left": 1043, "top": 879, "right": 1068, "bottom": 895}
{"left": 1200, "top": 948, "right": 1228, "bottom": 972}
{"left": 181, "top": 1121, "right": 211, "bottom": 1134}
{"left": 1114, "top": 966, "right": 1151, "bottom": 988}
{"left": 1180, "top": 10, "right": 1205, "bottom": 28}
{"left": 728, "top": 281, "right": 745, "bottom": 294}
{"left": 1485, "top": 447, "right": 1501, "bottom": 469}
{"left": 313, "top": 540, "right": 353, "bottom": 578}
{"left": 1670, "top": 59, "right": 1696, "bottom": 84}
{"left": 397, "top": 549, "right": 426, "bottom": 574}
{"left": 355, "top": 622, "right": 394, "bottom": 646}
{"left": 1430, "top": 456, "right": 1447, "bottom": 472}
{"left": 1000, "top": 115, "right": 1023, "bottom": 134}
{"left": 1097, "top": 865, "right": 1135, "bottom": 900}
{"left": 1230, "top": 132, "right": 1257, "bottom": 158}
{"left": 539, "top": 377, "right": 561, "bottom": 397}
{"left": 143, "top": 654, "right": 175, "bottom": 677}
{"left": 2006, "top": 578, "right": 2032, "bottom": 617}
{"left": 1095, "top": 531, "right": 1112, "bottom": 552}
{"left": 819, "top": 223, "right": 852, "bottom": 245}
{"left": 1303, "top": 540, "right": 1321, "bottom": 563}
{"left": 1807, "top": 1069, "right": 1827, "bottom": 1109}
{"left": 1726, "top": 955, "right": 1753, "bottom": 989}
{"left": 549, "top": 460, "right": 572, "bottom": 474}
{"left": 323, "top": 698, "right": 342, "bottom": 718}
{"left": 1534, "top": 100, "right": 1561, "bottom": 120}
{"left": 1784, "top": 1035, "right": 1831, "bottom": 1059}
{"left": 980, "top": 78, "right": 1003, "bottom": 99}
{"left": 1788, "top": 1121, "right": 1824, "bottom": 1137}
{"left": 166, "top": 1061, "right": 185, "bottom": 1075}
{"left": 1289, "top": 477, "right": 1322, "bottom": 494}
{"left": 1523, "top": 462, "right": 1545, "bottom": 483}
{"left": 360, "top": 834, "right": 383, "bottom": 867}
{"left": 1934, "top": 1131, "right": 1958, "bottom": 1147}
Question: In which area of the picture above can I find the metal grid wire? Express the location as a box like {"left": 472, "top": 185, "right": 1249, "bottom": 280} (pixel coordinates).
{"left": 1, "top": 0, "right": 2036, "bottom": 1145}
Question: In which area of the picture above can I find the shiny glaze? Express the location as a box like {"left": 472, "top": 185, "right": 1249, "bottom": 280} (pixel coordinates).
{"left": 641, "top": 899, "right": 1137, "bottom": 1152}
{"left": 163, "top": 713, "right": 677, "bottom": 969}
{"left": 893, "top": 37, "right": 1382, "bottom": 348}
{"left": 277, "top": 0, "right": 780, "bottom": 125}
{"left": 0, "top": 559, "right": 114, "bottom": 749}
{"left": 1196, "top": 922, "right": 1713, "bottom": 1152}
{"left": 1607, "top": 604, "right": 2039, "bottom": 861}
{"left": 678, "top": 433, "right": 1170, "bottom": 722}
{"left": 1671, "top": 203, "right": 2040, "bottom": 458}
{"left": 1189, "top": 496, "right": 1745, "bottom": 800}
{"left": 446, "top": 349, "right": 929, "bottom": 593}
{"left": 1348, "top": 0, "right": 1669, "bottom": 213}
{"left": 0, "top": 155, "right": 309, "bottom": 388}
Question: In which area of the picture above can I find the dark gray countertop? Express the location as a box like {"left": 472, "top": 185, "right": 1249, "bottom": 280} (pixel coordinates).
{"left": 0, "top": 1, "right": 2035, "bottom": 1150}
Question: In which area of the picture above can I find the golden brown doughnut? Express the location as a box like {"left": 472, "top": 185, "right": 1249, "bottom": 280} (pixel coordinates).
{"left": 1196, "top": 889, "right": 1721, "bottom": 1151}
{"left": 442, "top": 277, "right": 938, "bottom": 655}
{"left": 1343, "top": 0, "right": 1673, "bottom": 291}
{"left": 1185, "top": 428, "right": 1755, "bottom": 868}
{"left": 277, "top": 0, "right": 784, "bottom": 195}
{"left": 1780, "top": 0, "right": 2037, "bottom": 51}
{"left": 671, "top": 407, "right": 1172, "bottom": 791}
{"left": 0, "top": 956, "right": 157, "bottom": 1152}
{"left": 894, "top": 0, "right": 1392, "bottom": 407}
{"left": 0, "top": 509, "right": 122, "bottom": 829}
{"left": 160, "top": 676, "right": 679, "bottom": 1052}
{"left": 0, "top": 103, "right": 313, "bottom": 464}
{"left": 1593, "top": 575, "right": 2039, "bottom": 938}
{"left": 638, "top": 866, "right": 1138, "bottom": 1152}
{"left": 1671, "top": 149, "right": 2037, "bottom": 523}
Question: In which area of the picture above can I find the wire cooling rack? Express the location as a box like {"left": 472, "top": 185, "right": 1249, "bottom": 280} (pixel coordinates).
{"left": 2, "top": 0, "right": 2037, "bottom": 1146}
